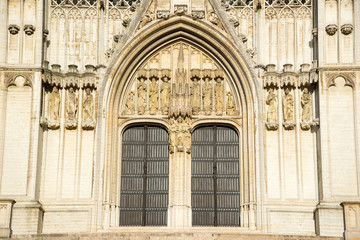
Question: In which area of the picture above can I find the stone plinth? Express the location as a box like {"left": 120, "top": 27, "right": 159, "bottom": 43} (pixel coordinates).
{"left": 341, "top": 202, "right": 360, "bottom": 240}
{"left": 0, "top": 199, "right": 15, "bottom": 238}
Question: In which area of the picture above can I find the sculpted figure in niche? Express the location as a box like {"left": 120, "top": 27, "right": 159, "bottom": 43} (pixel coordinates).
{"left": 66, "top": 87, "right": 78, "bottom": 120}
{"left": 190, "top": 76, "right": 201, "bottom": 114}
{"left": 49, "top": 86, "right": 61, "bottom": 120}
{"left": 137, "top": 78, "right": 147, "bottom": 115}
{"left": 149, "top": 77, "right": 158, "bottom": 114}
{"left": 226, "top": 92, "right": 236, "bottom": 115}
{"left": 266, "top": 88, "right": 277, "bottom": 122}
{"left": 215, "top": 77, "right": 224, "bottom": 115}
{"left": 301, "top": 87, "right": 311, "bottom": 122}
{"left": 83, "top": 88, "right": 94, "bottom": 121}
{"left": 169, "top": 117, "right": 177, "bottom": 153}
{"left": 202, "top": 76, "right": 212, "bottom": 115}
{"left": 160, "top": 75, "right": 171, "bottom": 114}
{"left": 283, "top": 87, "right": 294, "bottom": 122}
{"left": 124, "top": 91, "right": 135, "bottom": 115}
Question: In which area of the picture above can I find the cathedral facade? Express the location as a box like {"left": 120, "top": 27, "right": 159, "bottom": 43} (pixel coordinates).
{"left": 0, "top": 0, "right": 359, "bottom": 239}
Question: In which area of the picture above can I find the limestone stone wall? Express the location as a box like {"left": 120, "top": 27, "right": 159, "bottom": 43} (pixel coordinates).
{"left": 0, "top": 0, "right": 359, "bottom": 238}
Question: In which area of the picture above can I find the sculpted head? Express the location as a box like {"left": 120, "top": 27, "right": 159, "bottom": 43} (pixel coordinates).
{"left": 304, "top": 87, "right": 309, "bottom": 94}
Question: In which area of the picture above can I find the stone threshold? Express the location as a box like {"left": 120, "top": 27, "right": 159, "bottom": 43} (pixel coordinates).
{"left": 11, "top": 229, "right": 344, "bottom": 240}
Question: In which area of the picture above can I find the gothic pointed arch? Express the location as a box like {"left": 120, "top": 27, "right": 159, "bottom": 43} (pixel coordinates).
{"left": 99, "top": 16, "right": 261, "bottom": 229}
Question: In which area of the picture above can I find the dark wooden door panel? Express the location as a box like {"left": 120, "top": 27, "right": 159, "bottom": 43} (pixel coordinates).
{"left": 192, "top": 126, "right": 240, "bottom": 227}
{"left": 120, "top": 125, "right": 168, "bottom": 226}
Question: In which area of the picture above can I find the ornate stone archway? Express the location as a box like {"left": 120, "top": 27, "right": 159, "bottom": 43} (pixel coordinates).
{"left": 99, "top": 16, "right": 260, "bottom": 229}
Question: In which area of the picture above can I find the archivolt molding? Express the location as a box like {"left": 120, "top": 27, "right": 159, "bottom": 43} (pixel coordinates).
{"left": 325, "top": 72, "right": 356, "bottom": 89}
{"left": 100, "top": 16, "right": 259, "bottom": 228}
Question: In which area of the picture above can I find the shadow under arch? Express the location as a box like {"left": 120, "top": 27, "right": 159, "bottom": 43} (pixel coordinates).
{"left": 99, "top": 15, "right": 261, "bottom": 229}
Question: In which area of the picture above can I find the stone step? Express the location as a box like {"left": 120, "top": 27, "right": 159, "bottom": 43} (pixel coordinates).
{"left": 11, "top": 229, "right": 344, "bottom": 240}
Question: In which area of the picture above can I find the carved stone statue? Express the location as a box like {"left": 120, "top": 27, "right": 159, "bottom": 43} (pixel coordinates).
{"left": 124, "top": 91, "right": 135, "bottom": 115}
{"left": 66, "top": 87, "right": 77, "bottom": 120}
{"left": 137, "top": 77, "right": 147, "bottom": 115}
{"left": 283, "top": 87, "right": 294, "bottom": 122}
{"left": 203, "top": 76, "right": 212, "bottom": 115}
{"left": 169, "top": 116, "right": 191, "bottom": 154}
{"left": 160, "top": 75, "right": 171, "bottom": 114}
{"left": 49, "top": 86, "right": 61, "bottom": 120}
{"left": 149, "top": 77, "right": 159, "bottom": 114}
{"left": 190, "top": 76, "right": 201, "bottom": 114}
{"left": 83, "top": 88, "right": 94, "bottom": 121}
{"left": 226, "top": 92, "right": 236, "bottom": 116}
{"left": 266, "top": 88, "right": 277, "bottom": 122}
{"left": 215, "top": 77, "right": 223, "bottom": 115}
{"left": 301, "top": 87, "right": 311, "bottom": 122}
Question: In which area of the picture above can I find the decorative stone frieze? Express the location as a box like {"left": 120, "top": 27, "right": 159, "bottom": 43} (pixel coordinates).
{"left": 24, "top": 24, "right": 36, "bottom": 35}
{"left": 156, "top": 10, "right": 170, "bottom": 20}
{"left": 325, "top": 24, "right": 338, "bottom": 36}
{"left": 174, "top": 5, "right": 188, "bottom": 16}
{"left": 8, "top": 24, "right": 20, "bottom": 35}
{"left": 191, "top": 10, "right": 205, "bottom": 20}
{"left": 341, "top": 24, "right": 353, "bottom": 35}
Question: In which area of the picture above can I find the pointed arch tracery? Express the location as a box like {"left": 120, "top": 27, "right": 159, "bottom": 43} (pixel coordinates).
{"left": 100, "top": 17, "right": 259, "bottom": 229}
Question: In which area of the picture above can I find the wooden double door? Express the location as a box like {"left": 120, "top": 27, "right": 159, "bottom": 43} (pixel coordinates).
{"left": 120, "top": 125, "right": 240, "bottom": 226}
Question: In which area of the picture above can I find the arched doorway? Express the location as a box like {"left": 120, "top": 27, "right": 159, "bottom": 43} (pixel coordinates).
{"left": 101, "top": 17, "right": 259, "bottom": 229}
{"left": 192, "top": 126, "right": 240, "bottom": 226}
{"left": 120, "top": 125, "right": 169, "bottom": 226}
